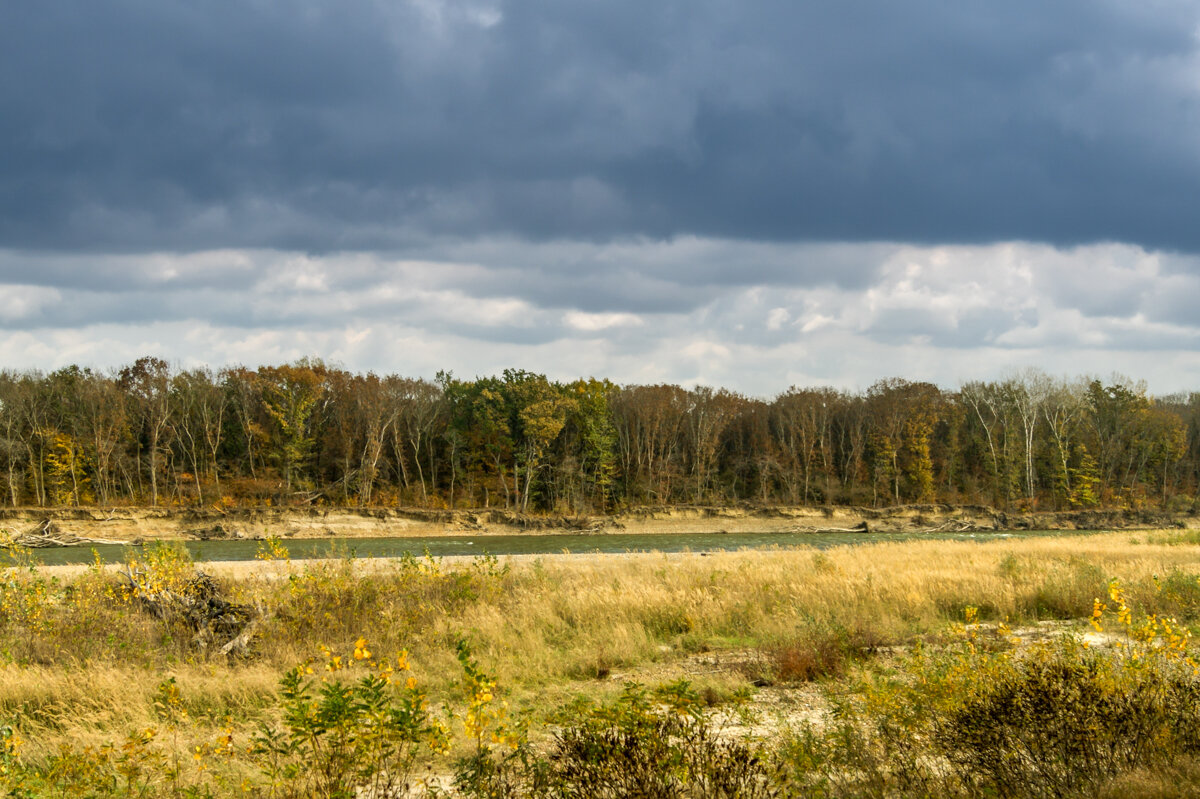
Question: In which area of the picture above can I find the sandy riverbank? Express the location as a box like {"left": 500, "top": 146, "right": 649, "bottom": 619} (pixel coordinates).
{"left": 1, "top": 502, "right": 1195, "bottom": 548}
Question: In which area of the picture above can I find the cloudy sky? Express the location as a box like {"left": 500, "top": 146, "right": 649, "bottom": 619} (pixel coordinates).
{"left": 3, "top": 0, "right": 1200, "bottom": 395}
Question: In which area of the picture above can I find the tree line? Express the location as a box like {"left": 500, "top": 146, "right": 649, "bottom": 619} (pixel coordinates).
{"left": 1, "top": 358, "right": 1197, "bottom": 512}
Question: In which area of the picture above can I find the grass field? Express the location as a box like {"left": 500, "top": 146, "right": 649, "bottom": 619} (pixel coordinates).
{"left": 3, "top": 529, "right": 1200, "bottom": 797}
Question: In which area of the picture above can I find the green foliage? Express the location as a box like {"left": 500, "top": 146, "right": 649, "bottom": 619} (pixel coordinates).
{"left": 1068, "top": 442, "right": 1101, "bottom": 507}
{"left": 251, "top": 643, "right": 445, "bottom": 799}
{"left": 563, "top": 378, "right": 619, "bottom": 511}
{"left": 41, "top": 430, "right": 92, "bottom": 506}
{"left": 257, "top": 362, "right": 326, "bottom": 491}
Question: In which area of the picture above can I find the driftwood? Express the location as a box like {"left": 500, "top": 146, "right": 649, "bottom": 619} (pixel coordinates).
{"left": 2, "top": 519, "right": 125, "bottom": 548}
{"left": 117, "top": 566, "right": 260, "bottom": 658}
{"left": 923, "top": 518, "right": 990, "bottom": 533}
{"left": 792, "top": 518, "right": 991, "bottom": 535}
{"left": 793, "top": 521, "right": 873, "bottom": 534}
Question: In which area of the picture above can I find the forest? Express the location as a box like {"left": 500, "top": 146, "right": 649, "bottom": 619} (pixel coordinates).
{"left": 0, "top": 357, "right": 1197, "bottom": 512}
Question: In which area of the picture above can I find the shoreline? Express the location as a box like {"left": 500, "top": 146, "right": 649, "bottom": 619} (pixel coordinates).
{"left": 2, "top": 502, "right": 1195, "bottom": 548}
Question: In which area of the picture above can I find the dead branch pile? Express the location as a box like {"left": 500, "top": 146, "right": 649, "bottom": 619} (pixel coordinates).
{"left": 3, "top": 519, "right": 125, "bottom": 548}
{"left": 117, "top": 565, "right": 261, "bottom": 657}
{"left": 186, "top": 523, "right": 244, "bottom": 540}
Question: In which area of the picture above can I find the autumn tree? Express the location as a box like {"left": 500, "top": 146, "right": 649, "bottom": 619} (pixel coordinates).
{"left": 866, "top": 379, "right": 942, "bottom": 504}
{"left": 221, "top": 367, "right": 267, "bottom": 482}
{"left": 257, "top": 361, "right": 327, "bottom": 494}
{"left": 118, "top": 357, "right": 173, "bottom": 506}
{"left": 727, "top": 397, "right": 777, "bottom": 503}
{"left": 319, "top": 367, "right": 362, "bottom": 503}
{"left": 829, "top": 392, "right": 869, "bottom": 503}
{"left": 1143, "top": 403, "right": 1187, "bottom": 505}
{"left": 0, "top": 374, "right": 26, "bottom": 505}
{"left": 584, "top": 380, "right": 621, "bottom": 509}
{"left": 170, "top": 367, "right": 227, "bottom": 503}
{"left": 442, "top": 376, "right": 514, "bottom": 507}
{"left": 771, "top": 387, "right": 837, "bottom": 504}
{"left": 1039, "top": 378, "right": 1089, "bottom": 508}
{"left": 611, "top": 385, "right": 688, "bottom": 503}
{"left": 74, "top": 368, "right": 129, "bottom": 504}
{"left": 502, "top": 370, "right": 572, "bottom": 512}
{"left": 386, "top": 376, "right": 442, "bottom": 505}
{"left": 1084, "top": 377, "right": 1155, "bottom": 504}
{"left": 0, "top": 360, "right": 1194, "bottom": 512}
{"left": 350, "top": 373, "right": 392, "bottom": 506}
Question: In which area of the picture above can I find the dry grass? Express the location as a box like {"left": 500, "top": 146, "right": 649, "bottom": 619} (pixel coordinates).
{"left": 1095, "top": 758, "right": 1200, "bottom": 799}
{"left": 2, "top": 529, "right": 1199, "bottom": 792}
{"left": 441, "top": 532, "right": 1200, "bottom": 680}
{"left": 0, "top": 662, "right": 276, "bottom": 748}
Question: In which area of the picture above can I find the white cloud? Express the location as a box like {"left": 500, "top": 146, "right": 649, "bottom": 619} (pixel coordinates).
{"left": 563, "top": 311, "right": 643, "bottom": 331}
{"left": 765, "top": 307, "right": 789, "bottom": 331}
{"left": 2, "top": 240, "right": 1200, "bottom": 394}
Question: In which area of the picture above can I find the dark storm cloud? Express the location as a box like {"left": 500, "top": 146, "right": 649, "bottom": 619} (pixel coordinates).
{"left": 0, "top": 251, "right": 260, "bottom": 292}
{"left": 3, "top": 0, "right": 1200, "bottom": 255}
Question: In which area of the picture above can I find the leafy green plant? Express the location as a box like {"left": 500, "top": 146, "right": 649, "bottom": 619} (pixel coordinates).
{"left": 251, "top": 639, "right": 448, "bottom": 799}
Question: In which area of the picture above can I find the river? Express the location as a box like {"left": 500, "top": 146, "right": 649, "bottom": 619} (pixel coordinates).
{"left": 23, "top": 528, "right": 1077, "bottom": 566}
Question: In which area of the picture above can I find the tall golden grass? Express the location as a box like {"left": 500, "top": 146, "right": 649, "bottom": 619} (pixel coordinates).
{"left": 0, "top": 530, "right": 1197, "bottom": 795}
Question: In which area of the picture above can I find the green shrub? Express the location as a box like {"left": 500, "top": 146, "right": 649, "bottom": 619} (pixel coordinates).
{"left": 251, "top": 641, "right": 448, "bottom": 799}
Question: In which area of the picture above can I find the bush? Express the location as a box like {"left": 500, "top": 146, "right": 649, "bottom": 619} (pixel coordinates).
{"left": 454, "top": 680, "right": 777, "bottom": 799}
{"left": 748, "top": 621, "right": 885, "bottom": 685}
{"left": 251, "top": 640, "right": 449, "bottom": 799}
{"left": 936, "top": 642, "right": 1200, "bottom": 797}
{"left": 779, "top": 592, "right": 1200, "bottom": 799}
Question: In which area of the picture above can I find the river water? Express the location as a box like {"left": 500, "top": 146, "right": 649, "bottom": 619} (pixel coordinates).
{"left": 24, "top": 528, "right": 1074, "bottom": 566}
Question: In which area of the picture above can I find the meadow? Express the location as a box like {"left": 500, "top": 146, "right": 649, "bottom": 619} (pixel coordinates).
{"left": 2, "top": 529, "right": 1200, "bottom": 797}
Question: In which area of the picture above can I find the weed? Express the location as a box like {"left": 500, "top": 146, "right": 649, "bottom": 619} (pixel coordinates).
{"left": 251, "top": 639, "right": 448, "bottom": 799}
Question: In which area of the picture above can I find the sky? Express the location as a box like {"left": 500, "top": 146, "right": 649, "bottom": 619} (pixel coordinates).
{"left": 3, "top": 0, "right": 1200, "bottom": 397}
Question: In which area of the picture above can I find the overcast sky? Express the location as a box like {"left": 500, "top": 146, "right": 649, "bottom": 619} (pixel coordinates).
{"left": 3, "top": 0, "right": 1200, "bottom": 395}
